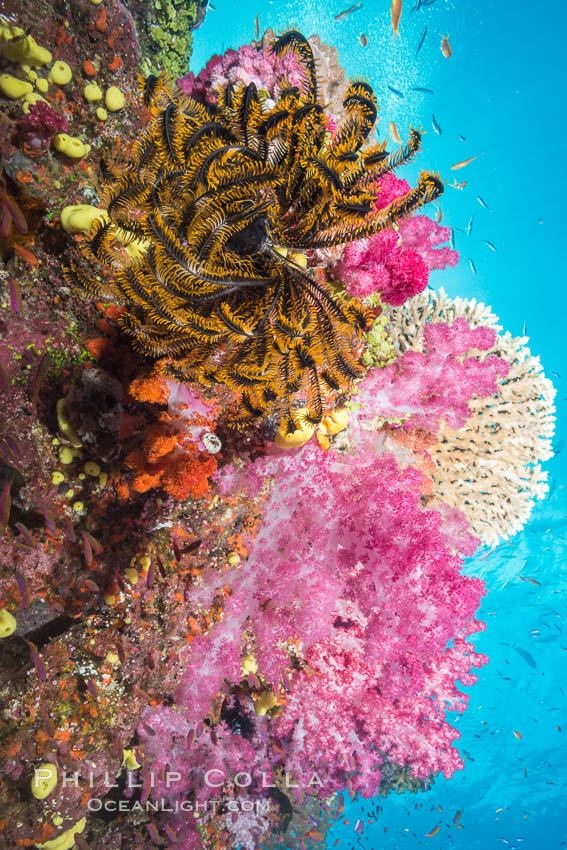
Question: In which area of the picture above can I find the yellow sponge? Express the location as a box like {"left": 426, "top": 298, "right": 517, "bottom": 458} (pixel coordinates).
{"left": 275, "top": 411, "right": 317, "bottom": 449}
{"left": 83, "top": 82, "right": 103, "bottom": 102}
{"left": 35, "top": 817, "right": 87, "bottom": 850}
{"left": 0, "top": 73, "right": 33, "bottom": 99}
{"left": 60, "top": 204, "right": 109, "bottom": 234}
{"left": 0, "top": 609, "right": 17, "bottom": 638}
{"left": 48, "top": 61, "right": 72, "bottom": 86}
{"left": 53, "top": 134, "right": 91, "bottom": 159}
{"left": 22, "top": 91, "right": 49, "bottom": 113}
{"left": 105, "top": 85, "right": 125, "bottom": 111}
{"left": 31, "top": 763, "right": 58, "bottom": 800}
{"left": 0, "top": 24, "right": 52, "bottom": 66}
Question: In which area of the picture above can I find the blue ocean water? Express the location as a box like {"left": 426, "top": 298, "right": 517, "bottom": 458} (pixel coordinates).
{"left": 190, "top": 2, "right": 567, "bottom": 847}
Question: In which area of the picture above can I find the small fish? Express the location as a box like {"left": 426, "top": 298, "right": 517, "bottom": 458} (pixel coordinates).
{"left": 411, "top": 86, "right": 434, "bottom": 94}
{"left": 391, "top": 0, "right": 403, "bottom": 40}
{"left": 465, "top": 215, "right": 474, "bottom": 236}
{"left": 0, "top": 363, "right": 9, "bottom": 393}
{"left": 254, "top": 14, "right": 259, "bottom": 39}
{"left": 146, "top": 824, "right": 160, "bottom": 843}
{"left": 431, "top": 113, "right": 442, "bottom": 134}
{"left": 463, "top": 749, "right": 476, "bottom": 762}
{"left": 477, "top": 195, "right": 491, "bottom": 210}
{"left": 451, "top": 154, "right": 482, "bottom": 170}
{"left": 389, "top": 121, "right": 402, "bottom": 145}
{"left": 360, "top": 32, "right": 368, "bottom": 46}
{"left": 13, "top": 243, "right": 38, "bottom": 266}
{"left": 415, "top": 27, "right": 427, "bottom": 54}
{"left": 425, "top": 825, "right": 440, "bottom": 838}
{"left": 515, "top": 647, "right": 537, "bottom": 669}
{"left": 42, "top": 504, "right": 57, "bottom": 534}
{"left": 435, "top": 206, "right": 443, "bottom": 224}
{"left": 458, "top": 133, "right": 467, "bottom": 141}
{"left": 0, "top": 479, "right": 11, "bottom": 530}
{"left": 449, "top": 227, "right": 456, "bottom": 249}
{"left": 513, "top": 730, "right": 523, "bottom": 740}
{"left": 8, "top": 276, "right": 22, "bottom": 314}
{"left": 468, "top": 257, "right": 477, "bottom": 275}
{"left": 453, "top": 810, "right": 463, "bottom": 825}
{"left": 27, "top": 640, "right": 46, "bottom": 682}
{"left": 441, "top": 34, "right": 452, "bottom": 57}
{"left": 483, "top": 240, "right": 497, "bottom": 251}
{"left": 523, "top": 576, "right": 541, "bottom": 586}
{"left": 334, "top": 2, "right": 363, "bottom": 20}
{"left": 388, "top": 84, "right": 404, "bottom": 98}
{"left": 411, "top": 0, "right": 422, "bottom": 9}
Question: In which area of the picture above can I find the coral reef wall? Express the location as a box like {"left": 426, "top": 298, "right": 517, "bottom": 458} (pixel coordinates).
{"left": 0, "top": 5, "right": 556, "bottom": 850}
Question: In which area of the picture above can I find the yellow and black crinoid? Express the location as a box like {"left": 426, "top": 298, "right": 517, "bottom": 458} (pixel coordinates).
{"left": 68, "top": 30, "right": 443, "bottom": 432}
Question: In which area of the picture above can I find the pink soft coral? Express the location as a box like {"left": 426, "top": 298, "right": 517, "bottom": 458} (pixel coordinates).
{"left": 18, "top": 101, "right": 68, "bottom": 152}
{"left": 331, "top": 173, "right": 458, "bottom": 304}
{"left": 354, "top": 317, "right": 509, "bottom": 432}
{"left": 178, "top": 43, "right": 304, "bottom": 104}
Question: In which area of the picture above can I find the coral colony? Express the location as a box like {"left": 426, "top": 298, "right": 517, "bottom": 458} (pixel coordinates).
{"left": 0, "top": 7, "right": 556, "bottom": 850}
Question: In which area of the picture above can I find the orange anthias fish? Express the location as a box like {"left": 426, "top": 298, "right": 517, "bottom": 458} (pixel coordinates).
{"left": 441, "top": 35, "right": 452, "bottom": 57}
{"left": 389, "top": 121, "right": 402, "bottom": 145}
{"left": 391, "top": 0, "right": 402, "bottom": 40}
{"left": 425, "top": 825, "right": 440, "bottom": 838}
{"left": 451, "top": 154, "right": 482, "bottom": 170}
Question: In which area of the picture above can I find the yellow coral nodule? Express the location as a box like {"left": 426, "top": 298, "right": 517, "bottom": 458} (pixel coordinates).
{"left": 0, "top": 608, "right": 17, "bottom": 637}
{"left": 31, "top": 763, "right": 58, "bottom": 800}
{"left": 35, "top": 817, "right": 86, "bottom": 850}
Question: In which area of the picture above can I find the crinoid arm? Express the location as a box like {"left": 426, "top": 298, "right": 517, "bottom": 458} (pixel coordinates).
{"left": 70, "top": 29, "right": 444, "bottom": 431}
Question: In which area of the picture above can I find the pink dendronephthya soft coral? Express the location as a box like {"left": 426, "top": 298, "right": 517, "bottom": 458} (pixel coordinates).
{"left": 178, "top": 43, "right": 304, "bottom": 104}
{"left": 354, "top": 318, "right": 509, "bottom": 432}
{"left": 331, "top": 174, "right": 458, "bottom": 303}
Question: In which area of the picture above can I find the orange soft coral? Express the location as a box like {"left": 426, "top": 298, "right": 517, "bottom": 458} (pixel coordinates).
{"left": 129, "top": 372, "right": 170, "bottom": 405}
{"left": 125, "top": 428, "right": 217, "bottom": 500}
